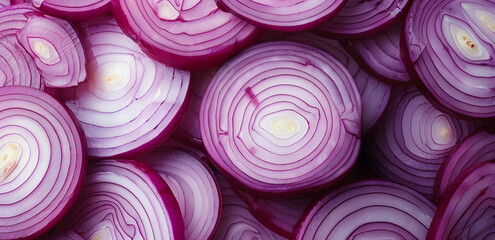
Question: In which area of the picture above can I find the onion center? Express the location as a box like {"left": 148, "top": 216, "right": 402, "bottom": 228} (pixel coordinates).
{"left": 156, "top": 1, "right": 180, "bottom": 21}
{"left": 88, "top": 227, "right": 113, "bottom": 240}
{"left": 28, "top": 37, "right": 60, "bottom": 65}
{"left": 448, "top": 23, "right": 485, "bottom": 60}
{"left": 92, "top": 62, "right": 130, "bottom": 92}
{"left": 259, "top": 111, "right": 307, "bottom": 142}
{"left": 431, "top": 116, "right": 454, "bottom": 145}
{"left": 471, "top": 8, "right": 495, "bottom": 32}
{"left": 0, "top": 142, "right": 21, "bottom": 181}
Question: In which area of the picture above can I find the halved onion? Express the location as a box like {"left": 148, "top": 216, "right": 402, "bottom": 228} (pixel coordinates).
{"left": 55, "top": 159, "right": 185, "bottom": 240}
{"left": 16, "top": 14, "right": 86, "bottom": 88}
{"left": 32, "top": 0, "right": 110, "bottom": 20}
{"left": 137, "top": 147, "right": 221, "bottom": 240}
{"left": 0, "top": 86, "right": 86, "bottom": 239}
{"left": 427, "top": 161, "right": 495, "bottom": 240}
{"left": 294, "top": 179, "right": 436, "bottom": 239}
{"left": 60, "top": 17, "right": 190, "bottom": 158}
{"left": 200, "top": 41, "right": 361, "bottom": 197}
{"left": 436, "top": 128, "right": 495, "bottom": 199}
{"left": 216, "top": 0, "right": 346, "bottom": 32}
{"left": 403, "top": 0, "right": 495, "bottom": 118}
{"left": 111, "top": 0, "right": 262, "bottom": 70}
{"left": 365, "top": 85, "right": 478, "bottom": 200}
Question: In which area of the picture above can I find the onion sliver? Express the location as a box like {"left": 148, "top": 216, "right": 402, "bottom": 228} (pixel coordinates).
{"left": 0, "top": 86, "right": 86, "bottom": 239}
{"left": 200, "top": 41, "right": 361, "bottom": 197}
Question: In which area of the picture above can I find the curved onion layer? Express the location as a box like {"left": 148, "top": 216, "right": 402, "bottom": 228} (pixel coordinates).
{"left": 111, "top": 0, "right": 262, "bottom": 70}
{"left": 0, "top": 86, "right": 86, "bottom": 239}
{"left": 137, "top": 148, "right": 221, "bottom": 240}
{"left": 56, "top": 159, "right": 185, "bottom": 240}
{"left": 403, "top": 0, "right": 495, "bottom": 118}
{"left": 17, "top": 14, "right": 86, "bottom": 88}
{"left": 427, "top": 161, "right": 495, "bottom": 240}
{"left": 213, "top": 174, "right": 285, "bottom": 240}
{"left": 234, "top": 187, "right": 319, "bottom": 238}
{"left": 10, "top": 0, "right": 31, "bottom": 4}
{"left": 0, "top": 3, "right": 39, "bottom": 36}
{"left": 436, "top": 129, "right": 495, "bottom": 199}
{"left": 216, "top": 0, "right": 346, "bottom": 32}
{"left": 365, "top": 85, "right": 478, "bottom": 200}
{"left": 294, "top": 180, "right": 436, "bottom": 240}
{"left": 317, "top": 0, "right": 411, "bottom": 39}
{"left": 0, "top": 0, "right": 8, "bottom": 7}
{"left": 283, "top": 32, "right": 391, "bottom": 134}
{"left": 60, "top": 17, "right": 190, "bottom": 158}
{"left": 32, "top": 0, "right": 110, "bottom": 20}
{"left": 201, "top": 41, "right": 361, "bottom": 196}
{"left": 175, "top": 68, "right": 217, "bottom": 146}
{"left": 343, "top": 22, "right": 410, "bottom": 84}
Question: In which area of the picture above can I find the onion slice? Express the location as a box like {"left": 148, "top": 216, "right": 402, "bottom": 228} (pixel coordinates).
{"left": 0, "top": 0, "right": 8, "bottom": 7}
{"left": 60, "top": 17, "right": 190, "bottom": 158}
{"left": 436, "top": 128, "right": 495, "bottom": 199}
{"left": 216, "top": 0, "right": 346, "bottom": 32}
{"left": 403, "top": 0, "right": 495, "bottom": 118}
{"left": 200, "top": 41, "right": 361, "bottom": 197}
{"left": 137, "top": 148, "right": 221, "bottom": 240}
{"left": 55, "top": 159, "right": 185, "bottom": 240}
{"left": 294, "top": 179, "right": 436, "bottom": 239}
{"left": 365, "top": 85, "right": 478, "bottom": 200}
{"left": 110, "top": 0, "right": 262, "bottom": 70}
{"left": 0, "top": 86, "right": 86, "bottom": 239}
{"left": 427, "top": 161, "right": 495, "bottom": 240}
{"left": 317, "top": 0, "right": 411, "bottom": 39}
{"left": 31, "top": 0, "right": 110, "bottom": 20}
{"left": 16, "top": 14, "right": 86, "bottom": 88}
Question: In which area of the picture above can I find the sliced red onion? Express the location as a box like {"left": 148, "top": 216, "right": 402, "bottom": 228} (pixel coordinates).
{"left": 0, "top": 0, "right": 8, "bottom": 7}
{"left": 403, "top": 0, "right": 495, "bottom": 118}
{"left": 213, "top": 174, "right": 285, "bottom": 240}
{"left": 343, "top": 22, "right": 411, "bottom": 84}
{"left": 365, "top": 85, "right": 478, "bottom": 200}
{"left": 216, "top": 0, "right": 346, "bottom": 32}
{"left": 294, "top": 179, "right": 436, "bottom": 240}
{"left": 136, "top": 147, "right": 221, "bottom": 240}
{"left": 60, "top": 17, "right": 190, "bottom": 158}
{"left": 16, "top": 14, "right": 86, "bottom": 88}
{"left": 111, "top": 0, "right": 262, "bottom": 70}
{"left": 427, "top": 161, "right": 495, "bottom": 240}
{"left": 317, "top": 0, "right": 411, "bottom": 39}
{"left": 55, "top": 159, "right": 185, "bottom": 240}
{"left": 200, "top": 41, "right": 361, "bottom": 197}
{"left": 0, "top": 86, "right": 86, "bottom": 239}
{"left": 282, "top": 32, "right": 390, "bottom": 134}
{"left": 31, "top": 0, "right": 110, "bottom": 20}
{"left": 0, "top": 3, "right": 39, "bottom": 36}
{"left": 436, "top": 128, "right": 495, "bottom": 199}
{"left": 175, "top": 68, "right": 217, "bottom": 147}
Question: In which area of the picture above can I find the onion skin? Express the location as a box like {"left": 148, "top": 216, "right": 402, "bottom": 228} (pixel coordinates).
{"left": 200, "top": 41, "right": 361, "bottom": 197}
{"left": 216, "top": 0, "right": 346, "bottom": 32}
{"left": 32, "top": 0, "right": 110, "bottom": 21}
{"left": 365, "top": 85, "right": 478, "bottom": 200}
{"left": 403, "top": 0, "right": 495, "bottom": 119}
{"left": 436, "top": 128, "right": 495, "bottom": 200}
{"left": 294, "top": 179, "right": 436, "bottom": 240}
{"left": 55, "top": 159, "right": 185, "bottom": 240}
{"left": 111, "top": 0, "right": 263, "bottom": 70}
{"left": 0, "top": 86, "right": 86, "bottom": 240}
{"left": 427, "top": 161, "right": 495, "bottom": 240}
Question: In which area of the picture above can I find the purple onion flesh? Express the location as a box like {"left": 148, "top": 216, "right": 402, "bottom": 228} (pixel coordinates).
{"left": 32, "top": 0, "right": 110, "bottom": 21}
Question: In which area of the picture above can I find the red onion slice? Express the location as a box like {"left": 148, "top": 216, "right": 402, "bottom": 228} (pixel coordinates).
{"left": 137, "top": 148, "right": 221, "bottom": 240}
{"left": 365, "top": 85, "right": 478, "bottom": 200}
{"left": 0, "top": 0, "right": 8, "bottom": 7}
{"left": 294, "top": 180, "right": 436, "bottom": 240}
{"left": 0, "top": 86, "right": 86, "bottom": 239}
{"left": 436, "top": 128, "right": 495, "bottom": 199}
{"left": 32, "top": 0, "right": 110, "bottom": 20}
{"left": 216, "top": 0, "right": 346, "bottom": 32}
{"left": 60, "top": 17, "right": 190, "bottom": 158}
{"left": 16, "top": 14, "right": 86, "bottom": 88}
{"left": 0, "top": 3, "right": 39, "bottom": 36}
{"left": 403, "top": 0, "right": 495, "bottom": 118}
{"left": 427, "top": 161, "right": 495, "bottom": 240}
{"left": 200, "top": 41, "right": 361, "bottom": 197}
{"left": 317, "top": 0, "right": 411, "bottom": 39}
{"left": 343, "top": 22, "right": 411, "bottom": 84}
{"left": 111, "top": 0, "right": 262, "bottom": 70}
{"left": 55, "top": 159, "right": 185, "bottom": 240}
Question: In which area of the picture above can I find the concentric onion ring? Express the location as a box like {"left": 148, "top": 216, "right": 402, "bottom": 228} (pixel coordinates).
{"left": 403, "top": 0, "right": 495, "bottom": 118}
{"left": 200, "top": 41, "right": 361, "bottom": 196}
{"left": 294, "top": 180, "right": 436, "bottom": 240}
{"left": 32, "top": 0, "right": 110, "bottom": 20}
{"left": 0, "top": 86, "right": 86, "bottom": 239}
